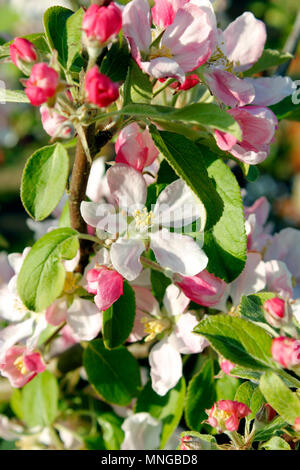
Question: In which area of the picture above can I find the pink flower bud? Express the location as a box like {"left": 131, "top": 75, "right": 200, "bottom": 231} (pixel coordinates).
{"left": 40, "top": 105, "right": 73, "bottom": 139}
{"left": 220, "top": 359, "right": 235, "bottom": 376}
{"left": 87, "top": 266, "right": 123, "bottom": 311}
{"left": 115, "top": 123, "right": 159, "bottom": 172}
{"left": 206, "top": 400, "right": 251, "bottom": 433}
{"left": 265, "top": 404, "right": 277, "bottom": 422}
{"left": 9, "top": 37, "right": 37, "bottom": 73}
{"left": 0, "top": 346, "right": 46, "bottom": 388}
{"left": 82, "top": 3, "right": 122, "bottom": 44}
{"left": 264, "top": 297, "right": 286, "bottom": 327}
{"left": 170, "top": 74, "right": 200, "bottom": 91}
{"left": 271, "top": 337, "right": 300, "bottom": 369}
{"left": 85, "top": 66, "right": 119, "bottom": 108}
{"left": 176, "top": 270, "right": 226, "bottom": 307}
{"left": 25, "top": 63, "right": 59, "bottom": 106}
{"left": 294, "top": 417, "right": 300, "bottom": 432}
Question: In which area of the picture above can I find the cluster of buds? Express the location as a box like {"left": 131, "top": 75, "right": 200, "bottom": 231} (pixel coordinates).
{"left": 86, "top": 265, "right": 123, "bottom": 311}
{"left": 206, "top": 400, "right": 251, "bottom": 433}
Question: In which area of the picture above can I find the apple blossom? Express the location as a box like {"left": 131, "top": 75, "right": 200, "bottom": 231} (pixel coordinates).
{"left": 215, "top": 106, "right": 278, "bottom": 165}
{"left": 206, "top": 400, "right": 251, "bottom": 433}
{"left": 271, "top": 337, "right": 300, "bottom": 369}
{"left": 0, "top": 345, "right": 45, "bottom": 388}
{"left": 81, "top": 164, "right": 208, "bottom": 281}
{"left": 115, "top": 123, "right": 159, "bottom": 172}
{"left": 85, "top": 66, "right": 119, "bottom": 108}
{"left": 25, "top": 63, "right": 59, "bottom": 106}
{"left": 122, "top": 0, "right": 217, "bottom": 83}
{"left": 121, "top": 412, "right": 162, "bottom": 450}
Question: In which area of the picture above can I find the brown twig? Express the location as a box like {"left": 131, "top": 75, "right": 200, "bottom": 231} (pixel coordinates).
{"left": 69, "top": 124, "right": 112, "bottom": 273}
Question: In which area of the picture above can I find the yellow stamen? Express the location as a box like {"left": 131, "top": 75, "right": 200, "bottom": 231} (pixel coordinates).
{"left": 142, "top": 317, "right": 170, "bottom": 342}
{"left": 150, "top": 45, "right": 173, "bottom": 61}
{"left": 13, "top": 355, "right": 28, "bottom": 375}
{"left": 133, "top": 208, "right": 154, "bottom": 232}
{"left": 207, "top": 46, "right": 235, "bottom": 73}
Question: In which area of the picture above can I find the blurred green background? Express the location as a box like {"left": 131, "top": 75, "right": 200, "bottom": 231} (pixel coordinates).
{"left": 0, "top": 0, "right": 299, "bottom": 253}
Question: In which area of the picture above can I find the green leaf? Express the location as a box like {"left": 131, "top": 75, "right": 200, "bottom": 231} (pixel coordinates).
{"left": 253, "top": 416, "right": 286, "bottom": 442}
{"left": 216, "top": 374, "right": 240, "bottom": 401}
{"left": 102, "top": 281, "right": 136, "bottom": 349}
{"left": 136, "top": 377, "right": 186, "bottom": 449}
{"left": 202, "top": 151, "right": 247, "bottom": 282}
{"left": 123, "top": 59, "right": 153, "bottom": 105}
{"left": 21, "top": 144, "right": 69, "bottom": 221}
{"left": 194, "top": 315, "right": 276, "bottom": 371}
{"left": 83, "top": 339, "right": 141, "bottom": 406}
{"left": 244, "top": 49, "right": 293, "bottom": 76}
{"left": 179, "top": 431, "right": 219, "bottom": 450}
{"left": 10, "top": 389, "right": 23, "bottom": 421}
{"left": 0, "top": 89, "right": 29, "bottom": 103}
{"left": 149, "top": 128, "right": 223, "bottom": 230}
{"left": 22, "top": 371, "right": 59, "bottom": 427}
{"left": 261, "top": 436, "right": 291, "bottom": 450}
{"left": 121, "top": 103, "right": 241, "bottom": 139}
{"left": 248, "top": 387, "right": 264, "bottom": 421}
{"left": 17, "top": 228, "right": 79, "bottom": 311}
{"left": 240, "top": 292, "right": 276, "bottom": 323}
{"left": 98, "top": 412, "right": 124, "bottom": 450}
{"left": 185, "top": 359, "right": 216, "bottom": 432}
{"left": 43, "top": 6, "right": 74, "bottom": 68}
{"left": 100, "top": 41, "right": 131, "bottom": 83}
{"left": 259, "top": 371, "right": 300, "bottom": 426}
{"left": 58, "top": 200, "right": 71, "bottom": 228}
{"left": 65, "top": 8, "right": 84, "bottom": 70}
{"left": 270, "top": 96, "right": 300, "bottom": 122}
{"left": 234, "top": 381, "right": 255, "bottom": 405}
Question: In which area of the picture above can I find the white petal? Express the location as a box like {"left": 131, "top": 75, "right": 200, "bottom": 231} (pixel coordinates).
{"left": 265, "top": 228, "right": 300, "bottom": 284}
{"left": 110, "top": 238, "right": 145, "bottom": 281}
{"left": 265, "top": 259, "right": 293, "bottom": 299}
{"left": 154, "top": 179, "right": 206, "bottom": 230}
{"left": 26, "top": 315, "right": 48, "bottom": 350}
{"left": 150, "top": 229, "right": 208, "bottom": 276}
{"left": 168, "top": 312, "right": 208, "bottom": 354}
{"left": 80, "top": 201, "right": 115, "bottom": 228}
{"left": 0, "top": 319, "right": 34, "bottom": 361}
{"left": 230, "top": 252, "right": 266, "bottom": 306}
{"left": 121, "top": 412, "right": 162, "bottom": 450}
{"left": 141, "top": 57, "right": 185, "bottom": 83}
{"left": 86, "top": 157, "right": 106, "bottom": 203}
{"left": 245, "top": 76, "right": 295, "bottom": 107}
{"left": 163, "top": 284, "right": 189, "bottom": 316}
{"left": 224, "top": 12, "right": 266, "bottom": 72}
{"left": 122, "top": 0, "right": 152, "bottom": 53}
{"left": 133, "top": 286, "right": 160, "bottom": 317}
{"left": 107, "top": 164, "right": 147, "bottom": 211}
{"left": 67, "top": 298, "right": 102, "bottom": 341}
{"left": 149, "top": 339, "right": 182, "bottom": 396}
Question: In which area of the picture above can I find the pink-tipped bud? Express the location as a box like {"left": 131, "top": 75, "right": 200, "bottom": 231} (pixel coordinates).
{"left": 25, "top": 63, "right": 59, "bottom": 106}
{"left": 271, "top": 336, "right": 300, "bottom": 369}
{"left": 265, "top": 404, "right": 277, "bottom": 422}
{"left": 170, "top": 74, "right": 200, "bottom": 91}
{"left": 264, "top": 297, "right": 286, "bottom": 327}
{"left": 176, "top": 270, "right": 226, "bottom": 307}
{"left": 9, "top": 37, "right": 37, "bottom": 74}
{"left": 294, "top": 417, "right": 300, "bottom": 432}
{"left": 87, "top": 266, "right": 123, "bottom": 311}
{"left": 115, "top": 123, "right": 159, "bottom": 172}
{"left": 83, "top": 3, "right": 122, "bottom": 44}
{"left": 0, "top": 346, "right": 46, "bottom": 388}
{"left": 85, "top": 66, "right": 119, "bottom": 108}
{"left": 179, "top": 435, "right": 204, "bottom": 450}
{"left": 40, "top": 105, "right": 73, "bottom": 139}
{"left": 206, "top": 400, "right": 251, "bottom": 433}
{"left": 220, "top": 359, "right": 235, "bottom": 376}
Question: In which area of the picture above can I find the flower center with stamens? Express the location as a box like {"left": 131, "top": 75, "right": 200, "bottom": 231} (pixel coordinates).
{"left": 13, "top": 355, "right": 28, "bottom": 375}
{"left": 133, "top": 208, "right": 154, "bottom": 233}
{"left": 143, "top": 318, "right": 170, "bottom": 342}
{"left": 150, "top": 45, "right": 173, "bottom": 61}
{"left": 207, "top": 46, "right": 235, "bottom": 73}
{"left": 63, "top": 272, "right": 79, "bottom": 294}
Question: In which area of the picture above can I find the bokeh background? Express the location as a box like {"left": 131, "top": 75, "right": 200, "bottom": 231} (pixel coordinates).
{"left": 0, "top": 0, "right": 299, "bottom": 254}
